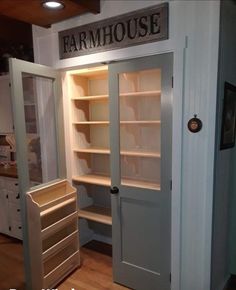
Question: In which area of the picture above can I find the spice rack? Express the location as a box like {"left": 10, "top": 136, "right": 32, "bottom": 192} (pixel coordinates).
{"left": 26, "top": 179, "right": 79, "bottom": 289}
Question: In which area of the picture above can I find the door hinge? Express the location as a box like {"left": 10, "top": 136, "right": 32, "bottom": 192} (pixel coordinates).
{"left": 172, "top": 76, "right": 174, "bottom": 88}
{"left": 170, "top": 180, "right": 172, "bottom": 191}
{"left": 9, "top": 82, "right": 11, "bottom": 87}
{"left": 169, "top": 273, "right": 171, "bottom": 283}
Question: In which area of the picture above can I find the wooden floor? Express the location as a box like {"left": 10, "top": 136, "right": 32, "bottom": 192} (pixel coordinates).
{"left": 0, "top": 235, "right": 129, "bottom": 290}
{"left": 58, "top": 243, "right": 129, "bottom": 290}
{"left": 2, "top": 233, "right": 236, "bottom": 290}
{"left": 0, "top": 234, "right": 25, "bottom": 290}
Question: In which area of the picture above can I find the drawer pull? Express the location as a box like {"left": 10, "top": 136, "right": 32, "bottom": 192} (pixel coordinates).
{"left": 17, "top": 209, "right": 20, "bottom": 212}
{"left": 16, "top": 193, "right": 20, "bottom": 199}
{"left": 6, "top": 194, "right": 8, "bottom": 199}
{"left": 15, "top": 183, "right": 18, "bottom": 186}
{"left": 9, "top": 226, "right": 11, "bottom": 231}
{"left": 18, "top": 226, "right": 22, "bottom": 230}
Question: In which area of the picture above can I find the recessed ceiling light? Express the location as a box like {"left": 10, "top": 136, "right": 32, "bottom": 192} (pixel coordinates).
{"left": 42, "top": 1, "right": 65, "bottom": 10}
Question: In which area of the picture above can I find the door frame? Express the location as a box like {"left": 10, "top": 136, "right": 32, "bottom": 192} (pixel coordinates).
{"left": 9, "top": 58, "right": 66, "bottom": 289}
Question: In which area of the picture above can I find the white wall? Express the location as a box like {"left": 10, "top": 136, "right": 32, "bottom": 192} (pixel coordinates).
{"left": 211, "top": 1, "right": 236, "bottom": 290}
{"left": 32, "top": 1, "right": 220, "bottom": 289}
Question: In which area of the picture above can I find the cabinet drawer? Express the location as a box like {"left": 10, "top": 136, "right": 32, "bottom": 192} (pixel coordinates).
{"left": 10, "top": 220, "right": 22, "bottom": 240}
{"left": 4, "top": 178, "right": 19, "bottom": 192}
{"left": 9, "top": 202, "right": 21, "bottom": 222}
{"left": 7, "top": 189, "right": 20, "bottom": 204}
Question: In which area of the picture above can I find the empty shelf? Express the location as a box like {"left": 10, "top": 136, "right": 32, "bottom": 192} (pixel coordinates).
{"left": 73, "top": 147, "right": 160, "bottom": 158}
{"left": 120, "top": 120, "right": 161, "bottom": 124}
{"left": 72, "top": 174, "right": 111, "bottom": 187}
{"left": 73, "top": 121, "right": 109, "bottom": 125}
{"left": 122, "top": 178, "right": 160, "bottom": 190}
{"left": 71, "top": 95, "right": 108, "bottom": 101}
{"left": 78, "top": 205, "right": 112, "bottom": 225}
{"left": 73, "top": 147, "right": 110, "bottom": 154}
{"left": 121, "top": 150, "right": 160, "bottom": 158}
{"left": 120, "top": 90, "right": 161, "bottom": 98}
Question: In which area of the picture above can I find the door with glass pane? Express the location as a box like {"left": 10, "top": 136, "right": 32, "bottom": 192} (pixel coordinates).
{"left": 9, "top": 59, "right": 79, "bottom": 290}
{"left": 109, "top": 53, "right": 173, "bottom": 290}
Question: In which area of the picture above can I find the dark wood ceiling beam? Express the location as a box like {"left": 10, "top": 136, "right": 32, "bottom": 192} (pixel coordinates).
{"left": 0, "top": 15, "right": 32, "bottom": 45}
{"left": 70, "top": 0, "right": 100, "bottom": 14}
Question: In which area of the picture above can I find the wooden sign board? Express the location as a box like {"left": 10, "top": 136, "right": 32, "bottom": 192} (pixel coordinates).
{"left": 59, "top": 3, "right": 168, "bottom": 59}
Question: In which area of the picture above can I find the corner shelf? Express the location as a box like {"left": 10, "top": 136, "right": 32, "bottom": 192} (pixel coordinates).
{"left": 78, "top": 205, "right": 112, "bottom": 225}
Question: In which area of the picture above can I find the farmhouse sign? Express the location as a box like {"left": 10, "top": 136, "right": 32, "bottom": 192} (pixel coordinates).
{"left": 59, "top": 3, "right": 168, "bottom": 59}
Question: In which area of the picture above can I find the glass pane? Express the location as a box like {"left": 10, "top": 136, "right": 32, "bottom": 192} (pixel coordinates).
{"left": 119, "top": 69, "right": 161, "bottom": 190}
{"left": 22, "top": 73, "right": 59, "bottom": 185}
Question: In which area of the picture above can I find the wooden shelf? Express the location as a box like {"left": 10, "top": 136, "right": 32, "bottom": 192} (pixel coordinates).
{"left": 73, "top": 121, "right": 159, "bottom": 125}
{"left": 120, "top": 90, "right": 161, "bottom": 98}
{"left": 74, "top": 147, "right": 110, "bottom": 154}
{"left": 73, "top": 147, "right": 160, "bottom": 158}
{"left": 120, "top": 120, "right": 160, "bottom": 124}
{"left": 122, "top": 178, "right": 160, "bottom": 191}
{"left": 71, "top": 95, "right": 108, "bottom": 101}
{"left": 78, "top": 205, "right": 112, "bottom": 225}
{"left": 73, "top": 174, "right": 111, "bottom": 187}
{"left": 121, "top": 150, "right": 160, "bottom": 158}
{"left": 73, "top": 121, "right": 109, "bottom": 125}
{"left": 72, "top": 174, "right": 160, "bottom": 190}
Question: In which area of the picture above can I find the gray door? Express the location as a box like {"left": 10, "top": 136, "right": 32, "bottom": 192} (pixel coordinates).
{"left": 109, "top": 53, "right": 173, "bottom": 290}
{"left": 9, "top": 58, "right": 66, "bottom": 289}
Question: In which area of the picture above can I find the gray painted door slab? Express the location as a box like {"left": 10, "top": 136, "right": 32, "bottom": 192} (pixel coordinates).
{"left": 109, "top": 53, "right": 173, "bottom": 290}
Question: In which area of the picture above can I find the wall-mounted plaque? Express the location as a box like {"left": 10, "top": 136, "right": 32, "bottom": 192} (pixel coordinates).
{"left": 59, "top": 3, "right": 168, "bottom": 59}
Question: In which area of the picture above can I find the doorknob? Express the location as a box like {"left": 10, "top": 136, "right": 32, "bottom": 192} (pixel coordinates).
{"left": 110, "top": 186, "right": 119, "bottom": 194}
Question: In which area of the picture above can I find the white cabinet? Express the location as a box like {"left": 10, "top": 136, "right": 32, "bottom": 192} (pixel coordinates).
{"left": 0, "top": 178, "right": 9, "bottom": 233}
{"left": 0, "top": 75, "right": 14, "bottom": 133}
{"left": 0, "top": 176, "right": 22, "bottom": 240}
{"left": 0, "top": 74, "right": 38, "bottom": 134}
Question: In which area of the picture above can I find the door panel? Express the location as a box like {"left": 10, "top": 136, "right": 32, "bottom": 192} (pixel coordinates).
{"left": 9, "top": 58, "right": 67, "bottom": 290}
{"left": 110, "top": 53, "right": 173, "bottom": 290}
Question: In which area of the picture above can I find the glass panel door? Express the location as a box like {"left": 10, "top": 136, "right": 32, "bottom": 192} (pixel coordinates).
{"left": 9, "top": 58, "right": 66, "bottom": 290}
{"left": 119, "top": 68, "right": 161, "bottom": 190}
{"left": 109, "top": 53, "right": 173, "bottom": 290}
{"left": 22, "top": 73, "right": 59, "bottom": 184}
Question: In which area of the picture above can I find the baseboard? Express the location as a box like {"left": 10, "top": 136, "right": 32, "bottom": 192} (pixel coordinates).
{"left": 83, "top": 240, "right": 112, "bottom": 256}
{"left": 93, "top": 233, "right": 112, "bottom": 245}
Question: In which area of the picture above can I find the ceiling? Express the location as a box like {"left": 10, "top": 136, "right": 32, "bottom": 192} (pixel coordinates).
{"left": 0, "top": 0, "right": 100, "bottom": 28}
